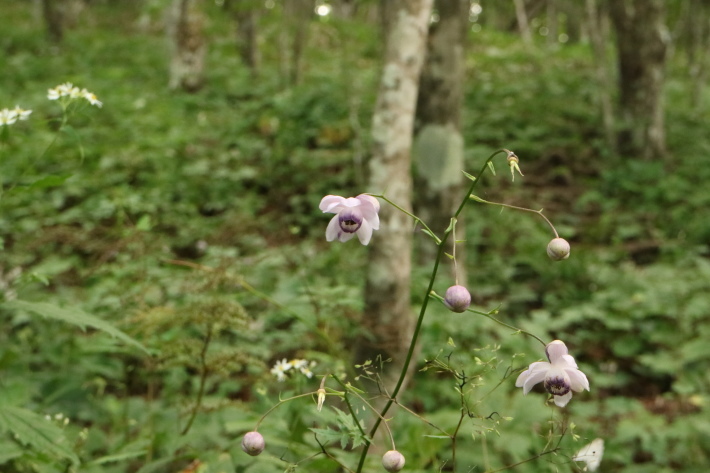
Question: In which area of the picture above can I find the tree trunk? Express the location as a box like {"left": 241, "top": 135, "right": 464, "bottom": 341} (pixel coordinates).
{"left": 513, "top": 0, "right": 533, "bottom": 44}
{"left": 358, "top": 0, "right": 433, "bottom": 391}
{"left": 42, "top": 0, "right": 64, "bottom": 44}
{"left": 167, "top": 0, "right": 206, "bottom": 92}
{"left": 609, "top": 0, "right": 668, "bottom": 160}
{"left": 413, "top": 0, "right": 469, "bottom": 283}
{"left": 585, "top": 0, "right": 616, "bottom": 153}
{"left": 227, "top": 0, "right": 261, "bottom": 77}
{"left": 280, "top": 0, "right": 313, "bottom": 86}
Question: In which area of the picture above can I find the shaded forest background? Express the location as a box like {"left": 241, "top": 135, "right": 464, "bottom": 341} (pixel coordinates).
{"left": 1, "top": 0, "right": 710, "bottom": 472}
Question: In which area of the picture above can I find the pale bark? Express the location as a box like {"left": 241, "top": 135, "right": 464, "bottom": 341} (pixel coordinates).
{"left": 609, "top": 0, "right": 668, "bottom": 160}
{"left": 167, "top": 0, "right": 207, "bottom": 92}
{"left": 413, "top": 0, "right": 469, "bottom": 281}
{"left": 358, "top": 0, "right": 433, "bottom": 390}
{"left": 513, "top": 0, "right": 533, "bottom": 44}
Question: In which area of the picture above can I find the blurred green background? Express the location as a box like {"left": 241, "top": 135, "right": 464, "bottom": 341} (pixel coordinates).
{"left": 1, "top": 1, "right": 709, "bottom": 472}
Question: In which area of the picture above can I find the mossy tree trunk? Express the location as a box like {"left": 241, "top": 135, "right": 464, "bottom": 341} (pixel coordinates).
{"left": 167, "top": 0, "right": 206, "bottom": 92}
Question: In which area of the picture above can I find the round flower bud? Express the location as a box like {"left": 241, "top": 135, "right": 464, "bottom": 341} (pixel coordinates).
{"left": 382, "top": 450, "right": 405, "bottom": 472}
{"left": 241, "top": 431, "right": 265, "bottom": 456}
{"left": 443, "top": 285, "right": 471, "bottom": 313}
{"left": 546, "top": 238, "right": 570, "bottom": 261}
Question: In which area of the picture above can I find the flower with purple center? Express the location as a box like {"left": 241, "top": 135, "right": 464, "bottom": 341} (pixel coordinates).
{"left": 319, "top": 194, "right": 380, "bottom": 245}
{"left": 515, "top": 340, "right": 589, "bottom": 407}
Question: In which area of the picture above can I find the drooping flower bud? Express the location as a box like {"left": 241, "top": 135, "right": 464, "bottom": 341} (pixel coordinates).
{"left": 382, "top": 450, "right": 406, "bottom": 472}
{"left": 547, "top": 238, "right": 570, "bottom": 261}
{"left": 241, "top": 431, "right": 265, "bottom": 456}
{"left": 443, "top": 285, "right": 471, "bottom": 313}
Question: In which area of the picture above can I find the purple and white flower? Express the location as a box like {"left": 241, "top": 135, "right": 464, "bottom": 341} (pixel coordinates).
{"left": 515, "top": 340, "right": 589, "bottom": 407}
{"left": 319, "top": 194, "right": 380, "bottom": 245}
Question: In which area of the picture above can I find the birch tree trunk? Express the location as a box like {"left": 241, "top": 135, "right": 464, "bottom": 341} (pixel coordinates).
{"left": 167, "top": 0, "right": 206, "bottom": 92}
{"left": 609, "top": 0, "right": 668, "bottom": 160}
{"left": 358, "top": 0, "right": 433, "bottom": 390}
{"left": 413, "top": 0, "right": 469, "bottom": 279}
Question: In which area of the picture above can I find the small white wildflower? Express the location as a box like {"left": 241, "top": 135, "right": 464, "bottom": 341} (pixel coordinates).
{"left": 270, "top": 358, "right": 293, "bottom": 382}
{"left": 81, "top": 88, "right": 102, "bottom": 107}
{"left": 0, "top": 108, "right": 18, "bottom": 126}
{"left": 11, "top": 105, "right": 32, "bottom": 120}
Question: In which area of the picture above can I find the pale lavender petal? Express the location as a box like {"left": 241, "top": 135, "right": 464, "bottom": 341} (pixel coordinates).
{"left": 338, "top": 231, "right": 356, "bottom": 242}
{"left": 356, "top": 195, "right": 380, "bottom": 230}
{"left": 558, "top": 354, "right": 578, "bottom": 369}
{"left": 545, "top": 340, "right": 568, "bottom": 363}
{"left": 553, "top": 391, "right": 573, "bottom": 407}
{"left": 356, "top": 218, "right": 373, "bottom": 245}
{"left": 356, "top": 194, "right": 380, "bottom": 212}
{"left": 522, "top": 366, "right": 549, "bottom": 394}
{"left": 566, "top": 369, "right": 590, "bottom": 392}
{"left": 325, "top": 215, "right": 340, "bottom": 241}
{"left": 515, "top": 369, "right": 530, "bottom": 388}
{"left": 320, "top": 195, "right": 346, "bottom": 213}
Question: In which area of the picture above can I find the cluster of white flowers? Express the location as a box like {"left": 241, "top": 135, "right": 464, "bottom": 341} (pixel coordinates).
{"left": 0, "top": 106, "right": 32, "bottom": 126}
{"left": 270, "top": 358, "right": 316, "bottom": 382}
{"left": 47, "top": 82, "right": 102, "bottom": 107}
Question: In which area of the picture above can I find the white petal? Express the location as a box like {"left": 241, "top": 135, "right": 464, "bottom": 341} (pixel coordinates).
{"left": 356, "top": 195, "right": 380, "bottom": 229}
{"left": 320, "top": 195, "right": 346, "bottom": 213}
{"left": 325, "top": 215, "right": 340, "bottom": 241}
{"left": 553, "top": 391, "right": 573, "bottom": 407}
{"left": 356, "top": 218, "right": 373, "bottom": 245}
{"left": 566, "top": 368, "right": 590, "bottom": 392}
{"left": 545, "top": 340, "right": 568, "bottom": 362}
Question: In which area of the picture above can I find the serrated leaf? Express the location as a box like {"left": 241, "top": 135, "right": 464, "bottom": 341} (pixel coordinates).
{"left": 3, "top": 300, "right": 149, "bottom": 354}
{"left": 0, "top": 406, "right": 79, "bottom": 465}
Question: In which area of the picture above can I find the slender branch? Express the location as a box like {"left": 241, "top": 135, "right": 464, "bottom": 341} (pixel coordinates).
{"left": 470, "top": 196, "right": 559, "bottom": 238}
{"left": 483, "top": 447, "right": 561, "bottom": 473}
{"left": 355, "top": 149, "right": 510, "bottom": 473}
{"left": 181, "top": 323, "right": 213, "bottom": 435}
{"left": 254, "top": 392, "right": 317, "bottom": 430}
{"left": 481, "top": 313, "right": 547, "bottom": 346}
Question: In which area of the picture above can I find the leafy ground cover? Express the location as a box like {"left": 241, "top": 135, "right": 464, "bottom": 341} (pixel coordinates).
{"left": 1, "top": 2, "right": 709, "bottom": 472}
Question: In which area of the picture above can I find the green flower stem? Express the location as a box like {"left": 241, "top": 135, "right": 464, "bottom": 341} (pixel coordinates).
{"left": 332, "top": 375, "right": 396, "bottom": 450}
{"left": 427, "top": 291, "right": 546, "bottom": 346}
{"left": 470, "top": 196, "right": 559, "bottom": 238}
{"left": 254, "top": 392, "right": 317, "bottom": 430}
{"left": 355, "top": 149, "right": 509, "bottom": 473}
{"left": 181, "top": 323, "right": 213, "bottom": 436}
{"left": 480, "top": 313, "right": 547, "bottom": 346}
{"left": 368, "top": 194, "right": 440, "bottom": 244}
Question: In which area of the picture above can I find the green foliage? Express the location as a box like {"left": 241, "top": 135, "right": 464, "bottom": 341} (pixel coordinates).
{"left": 1, "top": 1, "right": 709, "bottom": 472}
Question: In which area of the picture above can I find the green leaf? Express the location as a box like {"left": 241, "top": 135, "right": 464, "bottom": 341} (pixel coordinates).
{"left": 7, "top": 174, "right": 72, "bottom": 194}
{"left": 3, "top": 300, "right": 150, "bottom": 354}
{"left": 0, "top": 440, "right": 24, "bottom": 464}
{"left": 0, "top": 406, "right": 80, "bottom": 465}
{"left": 487, "top": 161, "right": 496, "bottom": 175}
{"left": 462, "top": 170, "right": 477, "bottom": 181}
{"left": 420, "top": 228, "right": 441, "bottom": 244}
